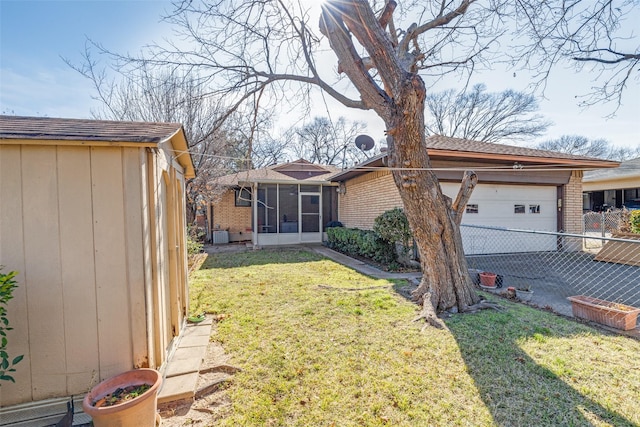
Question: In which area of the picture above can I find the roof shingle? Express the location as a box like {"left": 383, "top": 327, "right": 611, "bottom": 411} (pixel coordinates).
{"left": 0, "top": 115, "right": 182, "bottom": 143}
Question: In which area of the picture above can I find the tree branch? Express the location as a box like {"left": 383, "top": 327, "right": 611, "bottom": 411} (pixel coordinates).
{"left": 398, "top": 0, "right": 474, "bottom": 58}
{"left": 451, "top": 170, "right": 478, "bottom": 226}
{"left": 320, "top": 2, "right": 391, "bottom": 118}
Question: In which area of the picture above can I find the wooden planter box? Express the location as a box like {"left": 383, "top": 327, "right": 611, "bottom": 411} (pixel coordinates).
{"left": 568, "top": 295, "right": 640, "bottom": 331}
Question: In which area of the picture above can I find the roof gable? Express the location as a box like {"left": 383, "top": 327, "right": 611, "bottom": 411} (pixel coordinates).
{"left": 273, "top": 158, "right": 335, "bottom": 179}
{"left": 213, "top": 159, "right": 341, "bottom": 186}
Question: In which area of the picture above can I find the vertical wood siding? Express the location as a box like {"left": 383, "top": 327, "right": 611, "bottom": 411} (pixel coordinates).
{"left": 91, "top": 147, "right": 134, "bottom": 380}
{"left": 0, "top": 144, "right": 150, "bottom": 406}
{"left": 0, "top": 145, "right": 31, "bottom": 404}
{"left": 122, "top": 148, "right": 148, "bottom": 369}
{"left": 21, "top": 146, "right": 66, "bottom": 400}
{"left": 57, "top": 147, "right": 100, "bottom": 394}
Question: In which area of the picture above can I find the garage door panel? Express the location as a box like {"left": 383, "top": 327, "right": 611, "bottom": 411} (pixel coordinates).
{"left": 440, "top": 183, "right": 557, "bottom": 255}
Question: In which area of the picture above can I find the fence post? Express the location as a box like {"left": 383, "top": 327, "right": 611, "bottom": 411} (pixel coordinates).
{"left": 601, "top": 211, "right": 606, "bottom": 237}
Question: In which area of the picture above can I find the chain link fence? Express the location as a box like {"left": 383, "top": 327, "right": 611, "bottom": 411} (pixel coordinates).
{"left": 582, "top": 210, "right": 627, "bottom": 250}
{"left": 461, "top": 224, "right": 640, "bottom": 320}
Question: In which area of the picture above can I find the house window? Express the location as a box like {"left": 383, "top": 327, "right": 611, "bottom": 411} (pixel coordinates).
{"left": 466, "top": 204, "right": 479, "bottom": 214}
{"left": 235, "top": 188, "right": 252, "bottom": 207}
{"left": 514, "top": 204, "right": 525, "bottom": 214}
{"left": 529, "top": 204, "right": 541, "bottom": 214}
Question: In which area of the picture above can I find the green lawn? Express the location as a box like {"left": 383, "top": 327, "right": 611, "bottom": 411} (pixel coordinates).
{"left": 189, "top": 248, "right": 640, "bottom": 427}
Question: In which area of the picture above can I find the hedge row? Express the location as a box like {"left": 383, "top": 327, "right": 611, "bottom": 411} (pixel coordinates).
{"left": 326, "top": 227, "right": 396, "bottom": 264}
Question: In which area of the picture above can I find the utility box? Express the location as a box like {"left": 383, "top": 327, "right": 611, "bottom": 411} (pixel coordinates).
{"left": 212, "top": 230, "right": 230, "bottom": 244}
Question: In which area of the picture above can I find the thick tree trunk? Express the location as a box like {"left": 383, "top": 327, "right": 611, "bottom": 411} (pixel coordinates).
{"left": 319, "top": 0, "right": 480, "bottom": 321}
{"left": 386, "top": 74, "right": 479, "bottom": 315}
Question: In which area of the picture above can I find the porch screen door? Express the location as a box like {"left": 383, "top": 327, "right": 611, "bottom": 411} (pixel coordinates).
{"left": 300, "top": 193, "right": 321, "bottom": 234}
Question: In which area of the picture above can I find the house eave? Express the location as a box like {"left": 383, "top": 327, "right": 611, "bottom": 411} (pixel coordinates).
{"left": 163, "top": 128, "right": 196, "bottom": 179}
{"left": 427, "top": 149, "right": 620, "bottom": 169}
{"left": 0, "top": 138, "right": 159, "bottom": 148}
{"left": 329, "top": 152, "right": 620, "bottom": 182}
{"left": 239, "top": 179, "right": 337, "bottom": 186}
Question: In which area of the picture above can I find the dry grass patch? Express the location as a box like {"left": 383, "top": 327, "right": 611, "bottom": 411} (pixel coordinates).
{"left": 189, "top": 248, "right": 640, "bottom": 426}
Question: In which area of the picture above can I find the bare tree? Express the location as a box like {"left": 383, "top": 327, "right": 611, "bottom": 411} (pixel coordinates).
{"left": 252, "top": 132, "right": 290, "bottom": 168}
{"left": 68, "top": 57, "right": 256, "bottom": 222}
{"left": 425, "top": 84, "right": 551, "bottom": 143}
{"left": 86, "top": 0, "right": 638, "bottom": 324}
{"left": 514, "top": 0, "right": 639, "bottom": 109}
{"left": 537, "top": 135, "right": 640, "bottom": 161}
{"left": 291, "top": 116, "right": 370, "bottom": 167}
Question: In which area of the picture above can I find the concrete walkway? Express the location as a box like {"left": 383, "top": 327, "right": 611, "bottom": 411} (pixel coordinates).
{"left": 308, "top": 245, "right": 423, "bottom": 281}
{"left": 158, "top": 317, "right": 214, "bottom": 405}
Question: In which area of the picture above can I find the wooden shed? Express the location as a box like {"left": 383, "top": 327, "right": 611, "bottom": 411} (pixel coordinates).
{"left": 0, "top": 116, "right": 195, "bottom": 411}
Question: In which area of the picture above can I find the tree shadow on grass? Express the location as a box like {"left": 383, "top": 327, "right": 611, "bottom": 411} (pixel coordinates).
{"left": 449, "top": 305, "right": 636, "bottom": 426}
{"left": 389, "top": 282, "right": 637, "bottom": 426}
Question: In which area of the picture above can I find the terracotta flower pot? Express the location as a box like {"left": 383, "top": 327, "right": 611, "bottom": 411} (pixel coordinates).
{"left": 479, "top": 272, "right": 497, "bottom": 287}
{"left": 568, "top": 295, "right": 640, "bottom": 331}
{"left": 82, "top": 368, "right": 162, "bottom": 427}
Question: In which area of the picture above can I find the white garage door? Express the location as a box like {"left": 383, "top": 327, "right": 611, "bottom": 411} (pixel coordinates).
{"left": 441, "top": 183, "right": 557, "bottom": 255}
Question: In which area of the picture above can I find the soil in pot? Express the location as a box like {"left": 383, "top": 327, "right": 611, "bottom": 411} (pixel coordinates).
{"left": 92, "top": 383, "right": 152, "bottom": 408}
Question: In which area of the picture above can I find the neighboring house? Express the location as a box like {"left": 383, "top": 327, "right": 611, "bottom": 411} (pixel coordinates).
{"left": 209, "top": 159, "right": 340, "bottom": 246}
{"left": 330, "top": 136, "right": 619, "bottom": 254}
{"left": 0, "top": 116, "right": 195, "bottom": 411}
{"left": 582, "top": 157, "right": 640, "bottom": 211}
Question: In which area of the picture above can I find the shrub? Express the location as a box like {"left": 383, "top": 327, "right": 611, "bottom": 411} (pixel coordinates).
{"left": 326, "top": 227, "right": 396, "bottom": 264}
{"left": 0, "top": 268, "right": 23, "bottom": 384}
{"left": 630, "top": 210, "right": 640, "bottom": 234}
{"left": 373, "top": 207, "right": 414, "bottom": 261}
{"left": 187, "top": 226, "right": 205, "bottom": 256}
{"left": 373, "top": 208, "right": 412, "bottom": 247}
{"left": 187, "top": 235, "right": 204, "bottom": 256}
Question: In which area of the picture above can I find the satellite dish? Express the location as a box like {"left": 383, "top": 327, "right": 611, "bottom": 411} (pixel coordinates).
{"left": 354, "top": 134, "right": 375, "bottom": 151}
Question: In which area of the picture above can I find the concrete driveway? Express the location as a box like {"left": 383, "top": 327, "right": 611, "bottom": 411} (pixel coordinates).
{"left": 466, "top": 252, "right": 639, "bottom": 315}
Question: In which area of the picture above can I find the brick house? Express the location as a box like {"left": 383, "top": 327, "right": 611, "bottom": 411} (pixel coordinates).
{"left": 209, "top": 137, "right": 618, "bottom": 249}
{"left": 208, "top": 159, "right": 340, "bottom": 246}
{"left": 330, "top": 136, "right": 618, "bottom": 253}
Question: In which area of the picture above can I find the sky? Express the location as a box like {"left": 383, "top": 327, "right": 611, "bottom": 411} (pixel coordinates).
{"left": 1, "top": 0, "right": 638, "bottom": 150}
